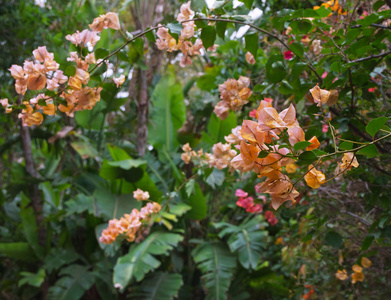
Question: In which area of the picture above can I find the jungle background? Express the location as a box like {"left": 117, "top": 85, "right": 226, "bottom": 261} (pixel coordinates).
{"left": 1, "top": 0, "right": 391, "bottom": 299}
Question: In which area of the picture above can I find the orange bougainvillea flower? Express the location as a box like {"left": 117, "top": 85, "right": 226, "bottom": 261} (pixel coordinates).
{"left": 304, "top": 165, "right": 325, "bottom": 189}
{"left": 245, "top": 51, "right": 256, "bottom": 65}
{"left": 361, "top": 257, "right": 372, "bottom": 268}
{"left": 307, "top": 136, "right": 320, "bottom": 151}
{"left": 340, "top": 152, "right": 359, "bottom": 171}
{"left": 335, "top": 269, "right": 348, "bottom": 281}
{"left": 351, "top": 265, "right": 364, "bottom": 284}
{"left": 89, "top": 12, "right": 121, "bottom": 32}
{"left": 309, "top": 84, "right": 331, "bottom": 107}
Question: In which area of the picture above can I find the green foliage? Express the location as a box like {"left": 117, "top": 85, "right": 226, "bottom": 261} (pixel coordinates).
{"left": 113, "top": 232, "right": 183, "bottom": 292}
{"left": 192, "top": 241, "right": 237, "bottom": 300}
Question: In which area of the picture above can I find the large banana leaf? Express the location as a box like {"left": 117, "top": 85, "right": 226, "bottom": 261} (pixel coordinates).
{"left": 215, "top": 215, "right": 269, "bottom": 270}
{"left": 148, "top": 66, "right": 186, "bottom": 152}
{"left": 130, "top": 272, "right": 183, "bottom": 300}
{"left": 113, "top": 232, "right": 183, "bottom": 292}
{"left": 47, "top": 264, "right": 94, "bottom": 300}
{"left": 192, "top": 241, "right": 236, "bottom": 300}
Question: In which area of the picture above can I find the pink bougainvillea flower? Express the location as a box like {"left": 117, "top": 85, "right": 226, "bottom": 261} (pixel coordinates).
{"left": 249, "top": 109, "right": 257, "bottom": 118}
{"left": 235, "top": 189, "right": 248, "bottom": 198}
{"left": 322, "top": 124, "right": 329, "bottom": 133}
{"left": 321, "top": 71, "right": 328, "bottom": 79}
{"left": 368, "top": 87, "right": 376, "bottom": 92}
{"left": 283, "top": 50, "right": 293, "bottom": 60}
{"left": 264, "top": 97, "right": 273, "bottom": 103}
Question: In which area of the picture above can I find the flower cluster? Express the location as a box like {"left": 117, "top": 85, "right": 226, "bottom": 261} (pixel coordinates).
{"left": 156, "top": 2, "right": 208, "bottom": 67}
{"left": 214, "top": 76, "right": 252, "bottom": 120}
{"left": 264, "top": 210, "right": 278, "bottom": 226}
{"left": 2, "top": 12, "right": 124, "bottom": 126}
{"left": 235, "top": 189, "right": 263, "bottom": 213}
{"left": 99, "top": 200, "right": 161, "bottom": 244}
{"left": 336, "top": 257, "right": 372, "bottom": 284}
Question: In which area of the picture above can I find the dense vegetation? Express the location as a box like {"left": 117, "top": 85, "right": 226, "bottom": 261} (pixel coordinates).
{"left": 1, "top": 0, "right": 391, "bottom": 299}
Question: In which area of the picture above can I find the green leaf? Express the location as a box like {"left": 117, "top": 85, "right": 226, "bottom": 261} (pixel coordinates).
{"left": 94, "top": 48, "right": 110, "bottom": 60}
{"left": 361, "top": 235, "right": 374, "bottom": 251}
{"left": 20, "top": 193, "right": 44, "bottom": 259}
{"left": 239, "top": 0, "right": 254, "bottom": 9}
{"left": 0, "top": 242, "right": 35, "bottom": 261}
{"left": 186, "top": 183, "right": 207, "bottom": 220}
{"left": 313, "top": 6, "right": 332, "bottom": 18}
{"left": 245, "top": 33, "right": 258, "bottom": 59}
{"left": 324, "top": 231, "right": 343, "bottom": 249}
{"left": 44, "top": 248, "right": 81, "bottom": 273}
{"left": 71, "top": 141, "right": 98, "bottom": 159}
{"left": 357, "top": 144, "right": 379, "bottom": 158}
{"left": 204, "top": 111, "right": 237, "bottom": 146}
{"left": 192, "top": 241, "right": 236, "bottom": 300}
{"left": 19, "top": 269, "right": 45, "bottom": 288}
{"left": 201, "top": 26, "right": 216, "bottom": 50}
{"left": 195, "top": 19, "right": 207, "bottom": 29}
{"left": 206, "top": 168, "right": 225, "bottom": 189}
{"left": 338, "top": 141, "right": 353, "bottom": 150}
{"left": 47, "top": 265, "right": 95, "bottom": 300}
{"left": 108, "top": 159, "right": 147, "bottom": 170}
{"left": 166, "top": 22, "right": 183, "bottom": 41}
{"left": 64, "top": 65, "right": 76, "bottom": 77}
{"left": 197, "top": 74, "right": 216, "bottom": 91}
{"left": 266, "top": 55, "right": 288, "bottom": 83}
{"left": 113, "top": 232, "right": 183, "bottom": 291}
{"left": 131, "top": 272, "right": 183, "bottom": 300}
{"left": 365, "top": 117, "right": 389, "bottom": 137}
{"left": 259, "top": 150, "right": 269, "bottom": 158}
{"left": 294, "top": 141, "right": 312, "bottom": 152}
{"left": 289, "top": 42, "right": 304, "bottom": 58}
{"left": 169, "top": 203, "right": 192, "bottom": 217}
{"left": 216, "top": 21, "right": 227, "bottom": 40}
{"left": 298, "top": 151, "right": 318, "bottom": 162}
{"left": 145, "top": 28, "right": 156, "bottom": 42}
{"left": 185, "top": 178, "right": 195, "bottom": 197}
{"left": 148, "top": 66, "right": 186, "bottom": 152}
{"left": 217, "top": 216, "right": 269, "bottom": 270}
{"left": 290, "top": 20, "right": 312, "bottom": 34}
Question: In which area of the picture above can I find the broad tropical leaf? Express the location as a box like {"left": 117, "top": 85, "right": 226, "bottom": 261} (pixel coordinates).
{"left": 192, "top": 241, "right": 236, "bottom": 300}
{"left": 130, "top": 272, "right": 183, "bottom": 300}
{"left": 216, "top": 215, "right": 269, "bottom": 270}
{"left": 47, "top": 265, "right": 94, "bottom": 300}
{"left": 113, "top": 232, "right": 183, "bottom": 292}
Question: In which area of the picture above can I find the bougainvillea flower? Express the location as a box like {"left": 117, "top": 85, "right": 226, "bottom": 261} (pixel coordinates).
{"left": 265, "top": 210, "right": 278, "bottom": 225}
{"left": 335, "top": 269, "right": 348, "bottom": 281}
{"left": 89, "top": 12, "right": 121, "bottom": 32}
{"left": 241, "top": 120, "right": 269, "bottom": 145}
{"left": 235, "top": 189, "right": 248, "bottom": 198}
{"left": 340, "top": 152, "right": 359, "bottom": 171}
{"left": 283, "top": 50, "right": 293, "bottom": 60}
{"left": 307, "top": 136, "right": 320, "bottom": 151}
{"left": 322, "top": 124, "right": 329, "bottom": 133}
{"left": 309, "top": 84, "right": 331, "bottom": 107}
{"left": 285, "top": 163, "right": 297, "bottom": 173}
{"left": 9, "top": 65, "right": 25, "bottom": 80}
{"left": 304, "top": 165, "right": 325, "bottom": 189}
{"left": 177, "top": 1, "right": 194, "bottom": 22}
{"left": 133, "top": 189, "right": 150, "bottom": 201}
{"left": 113, "top": 74, "right": 126, "bottom": 87}
{"left": 32, "top": 46, "right": 54, "bottom": 62}
{"left": 287, "top": 126, "right": 305, "bottom": 146}
{"left": 27, "top": 73, "right": 47, "bottom": 90}
{"left": 246, "top": 52, "right": 256, "bottom": 64}
{"left": 368, "top": 87, "right": 376, "bottom": 92}
{"left": 361, "top": 257, "right": 372, "bottom": 268}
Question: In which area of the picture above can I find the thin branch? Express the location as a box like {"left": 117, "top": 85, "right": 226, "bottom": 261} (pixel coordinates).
{"left": 349, "top": 51, "right": 391, "bottom": 63}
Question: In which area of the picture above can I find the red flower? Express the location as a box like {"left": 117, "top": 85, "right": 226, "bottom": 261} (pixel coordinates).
{"left": 284, "top": 50, "right": 293, "bottom": 60}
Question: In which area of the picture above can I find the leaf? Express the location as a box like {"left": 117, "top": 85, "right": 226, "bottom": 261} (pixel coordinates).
{"left": 361, "top": 235, "right": 374, "bottom": 251}
{"left": 20, "top": 193, "right": 44, "bottom": 259}
{"left": 338, "top": 141, "right": 353, "bottom": 150}
{"left": 197, "top": 74, "right": 216, "bottom": 91}
{"left": 47, "top": 265, "right": 95, "bottom": 300}
{"left": 203, "top": 111, "right": 237, "bottom": 146}
{"left": 357, "top": 144, "right": 379, "bottom": 158}
{"left": 216, "top": 21, "right": 227, "bottom": 40}
{"left": 145, "top": 28, "right": 156, "bottom": 42}
{"left": 217, "top": 216, "right": 269, "bottom": 270}
{"left": 148, "top": 66, "right": 186, "bottom": 152}
{"left": 131, "top": 272, "right": 183, "bottom": 300}
{"left": 71, "top": 141, "right": 98, "bottom": 159}
{"left": 19, "top": 268, "right": 45, "bottom": 288}
{"left": 113, "top": 232, "right": 183, "bottom": 292}
{"left": 44, "top": 248, "right": 81, "bottom": 273}
{"left": 94, "top": 48, "right": 110, "bottom": 60}
{"left": 166, "top": 22, "right": 183, "bottom": 41}
{"left": 0, "top": 242, "right": 35, "bottom": 261}
{"left": 192, "top": 241, "right": 236, "bottom": 300}
{"left": 266, "top": 55, "right": 288, "bottom": 83}
{"left": 298, "top": 151, "right": 318, "bottom": 162}
{"left": 289, "top": 42, "right": 304, "bottom": 58}
{"left": 206, "top": 168, "right": 225, "bottom": 189}
{"left": 289, "top": 20, "right": 312, "bottom": 34}
{"left": 186, "top": 182, "right": 207, "bottom": 220}
{"left": 108, "top": 159, "right": 147, "bottom": 170}
{"left": 169, "top": 203, "right": 192, "bottom": 217}
{"left": 294, "top": 141, "right": 312, "bottom": 152}
{"left": 245, "top": 33, "right": 258, "bottom": 59}
{"left": 185, "top": 179, "right": 195, "bottom": 197}
{"left": 201, "top": 26, "right": 216, "bottom": 50}
{"left": 239, "top": 0, "right": 254, "bottom": 9}
{"left": 365, "top": 117, "right": 389, "bottom": 137}
{"left": 324, "top": 231, "right": 343, "bottom": 249}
